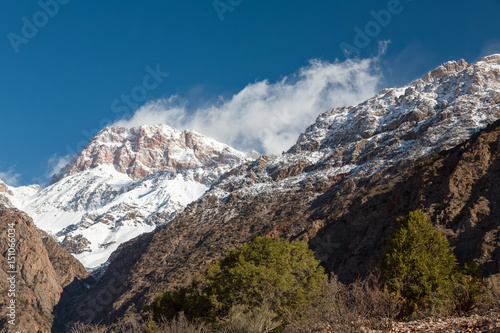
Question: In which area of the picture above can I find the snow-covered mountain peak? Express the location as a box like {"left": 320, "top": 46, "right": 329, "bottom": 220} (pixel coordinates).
{"left": 54, "top": 123, "right": 250, "bottom": 183}
{"left": 10, "top": 124, "right": 253, "bottom": 270}
{"left": 290, "top": 55, "right": 500, "bottom": 164}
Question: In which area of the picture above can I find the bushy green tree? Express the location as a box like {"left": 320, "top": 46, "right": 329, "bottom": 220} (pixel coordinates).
{"left": 381, "top": 210, "right": 462, "bottom": 318}
{"left": 145, "top": 237, "right": 326, "bottom": 327}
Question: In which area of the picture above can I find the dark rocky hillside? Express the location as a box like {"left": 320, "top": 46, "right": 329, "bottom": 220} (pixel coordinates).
{"left": 308, "top": 117, "right": 500, "bottom": 280}
{"left": 64, "top": 118, "right": 500, "bottom": 328}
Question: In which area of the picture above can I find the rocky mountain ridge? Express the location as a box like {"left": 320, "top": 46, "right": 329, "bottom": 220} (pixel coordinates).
{"left": 211, "top": 55, "right": 500, "bottom": 202}
{"left": 7, "top": 55, "right": 500, "bottom": 271}
{"left": 54, "top": 124, "right": 253, "bottom": 182}
{"left": 0, "top": 179, "right": 12, "bottom": 196}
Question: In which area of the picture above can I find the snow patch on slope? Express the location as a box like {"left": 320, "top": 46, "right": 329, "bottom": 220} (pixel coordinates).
{"left": 8, "top": 165, "right": 209, "bottom": 269}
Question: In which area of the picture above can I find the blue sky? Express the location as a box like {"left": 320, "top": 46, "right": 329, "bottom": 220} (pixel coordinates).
{"left": 1, "top": 0, "right": 500, "bottom": 186}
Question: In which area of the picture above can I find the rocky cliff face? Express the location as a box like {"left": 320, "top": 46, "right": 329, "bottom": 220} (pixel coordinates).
{"left": 63, "top": 55, "right": 500, "bottom": 327}
{"left": 0, "top": 198, "right": 90, "bottom": 332}
{"left": 0, "top": 180, "right": 12, "bottom": 196}
{"left": 54, "top": 124, "right": 251, "bottom": 182}
{"left": 300, "top": 118, "right": 500, "bottom": 280}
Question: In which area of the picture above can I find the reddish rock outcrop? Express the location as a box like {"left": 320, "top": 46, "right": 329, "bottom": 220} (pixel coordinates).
{"left": 0, "top": 180, "right": 13, "bottom": 197}
{"left": 54, "top": 124, "right": 250, "bottom": 182}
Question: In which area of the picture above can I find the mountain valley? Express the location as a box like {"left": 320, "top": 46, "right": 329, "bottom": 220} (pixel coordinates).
{"left": 1, "top": 55, "right": 500, "bottom": 331}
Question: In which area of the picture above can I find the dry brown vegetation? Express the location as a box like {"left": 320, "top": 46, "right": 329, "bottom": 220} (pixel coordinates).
{"left": 68, "top": 274, "right": 500, "bottom": 332}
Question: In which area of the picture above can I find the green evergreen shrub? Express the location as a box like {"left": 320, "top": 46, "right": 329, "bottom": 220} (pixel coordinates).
{"left": 145, "top": 237, "right": 326, "bottom": 329}
{"left": 381, "top": 210, "right": 463, "bottom": 318}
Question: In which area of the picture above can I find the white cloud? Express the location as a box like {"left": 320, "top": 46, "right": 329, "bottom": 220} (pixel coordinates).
{"left": 0, "top": 168, "right": 21, "bottom": 186}
{"left": 47, "top": 154, "right": 73, "bottom": 178}
{"left": 32, "top": 154, "right": 73, "bottom": 186}
{"left": 114, "top": 57, "right": 382, "bottom": 155}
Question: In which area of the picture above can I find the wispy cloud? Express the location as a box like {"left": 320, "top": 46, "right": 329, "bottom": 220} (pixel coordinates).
{"left": 0, "top": 168, "right": 21, "bottom": 186}
{"left": 32, "top": 154, "right": 74, "bottom": 186}
{"left": 47, "top": 154, "right": 73, "bottom": 178}
{"left": 479, "top": 40, "right": 500, "bottom": 59}
{"left": 114, "top": 57, "right": 382, "bottom": 155}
